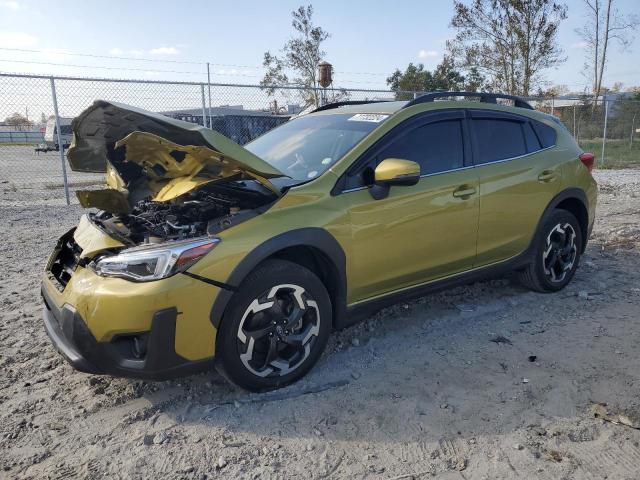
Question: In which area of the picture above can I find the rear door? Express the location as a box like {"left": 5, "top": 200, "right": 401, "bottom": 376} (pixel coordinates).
{"left": 470, "top": 110, "right": 562, "bottom": 266}
{"left": 340, "top": 110, "right": 480, "bottom": 303}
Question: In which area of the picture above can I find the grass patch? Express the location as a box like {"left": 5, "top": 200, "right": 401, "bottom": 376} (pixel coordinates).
{"left": 0, "top": 142, "right": 39, "bottom": 146}
{"left": 579, "top": 138, "right": 640, "bottom": 169}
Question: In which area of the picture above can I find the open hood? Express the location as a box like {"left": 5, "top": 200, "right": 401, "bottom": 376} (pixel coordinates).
{"left": 68, "top": 100, "right": 285, "bottom": 212}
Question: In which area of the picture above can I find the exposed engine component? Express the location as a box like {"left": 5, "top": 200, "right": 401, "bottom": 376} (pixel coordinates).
{"left": 91, "top": 181, "right": 273, "bottom": 245}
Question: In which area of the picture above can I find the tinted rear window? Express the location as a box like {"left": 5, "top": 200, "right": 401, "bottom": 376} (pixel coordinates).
{"left": 472, "top": 118, "right": 527, "bottom": 164}
{"left": 523, "top": 122, "right": 541, "bottom": 153}
{"left": 532, "top": 121, "right": 557, "bottom": 148}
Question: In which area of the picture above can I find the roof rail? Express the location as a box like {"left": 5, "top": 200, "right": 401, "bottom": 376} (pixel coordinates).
{"left": 310, "top": 100, "right": 391, "bottom": 113}
{"left": 402, "top": 91, "right": 534, "bottom": 110}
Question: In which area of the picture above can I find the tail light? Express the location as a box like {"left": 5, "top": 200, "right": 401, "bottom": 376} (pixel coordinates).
{"left": 579, "top": 153, "right": 595, "bottom": 172}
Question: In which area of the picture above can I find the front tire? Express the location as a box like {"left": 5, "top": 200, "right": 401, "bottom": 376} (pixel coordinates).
{"left": 518, "top": 209, "right": 582, "bottom": 293}
{"left": 215, "top": 259, "right": 331, "bottom": 392}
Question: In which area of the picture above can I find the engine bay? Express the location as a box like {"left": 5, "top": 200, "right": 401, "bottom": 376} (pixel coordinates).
{"left": 90, "top": 180, "right": 276, "bottom": 246}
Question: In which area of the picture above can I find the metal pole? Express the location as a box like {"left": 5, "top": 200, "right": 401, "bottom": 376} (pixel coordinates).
{"left": 206, "top": 62, "right": 212, "bottom": 129}
{"left": 630, "top": 113, "right": 636, "bottom": 150}
{"left": 551, "top": 98, "right": 554, "bottom": 116}
{"left": 573, "top": 103, "right": 576, "bottom": 138}
{"left": 601, "top": 96, "right": 609, "bottom": 166}
{"left": 200, "top": 84, "right": 208, "bottom": 128}
{"left": 50, "top": 77, "right": 70, "bottom": 205}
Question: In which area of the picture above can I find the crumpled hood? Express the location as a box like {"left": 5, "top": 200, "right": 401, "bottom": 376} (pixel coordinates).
{"left": 68, "top": 100, "right": 285, "bottom": 212}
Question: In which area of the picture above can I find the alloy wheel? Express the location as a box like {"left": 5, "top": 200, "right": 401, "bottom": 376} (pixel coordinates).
{"left": 542, "top": 223, "right": 577, "bottom": 283}
{"left": 236, "top": 284, "right": 320, "bottom": 378}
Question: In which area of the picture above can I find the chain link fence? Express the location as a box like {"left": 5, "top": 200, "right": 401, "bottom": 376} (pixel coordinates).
{"left": 1, "top": 72, "right": 638, "bottom": 206}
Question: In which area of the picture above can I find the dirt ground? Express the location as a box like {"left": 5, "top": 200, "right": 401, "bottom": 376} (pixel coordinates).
{"left": 1, "top": 169, "right": 640, "bottom": 480}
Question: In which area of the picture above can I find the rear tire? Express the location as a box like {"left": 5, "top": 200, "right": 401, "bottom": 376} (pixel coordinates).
{"left": 517, "top": 209, "right": 582, "bottom": 293}
{"left": 215, "top": 259, "right": 331, "bottom": 392}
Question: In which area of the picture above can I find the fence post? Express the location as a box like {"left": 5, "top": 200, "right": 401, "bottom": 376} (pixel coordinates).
{"left": 50, "top": 77, "right": 70, "bottom": 205}
{"left": 601, "top": 96, "right": 609, "bottom": 166}
{"left": 573, "top": 103, "right": 576, "bottom": 138}
{"left": 206, "top": 62, "right": 212, "bottom": 129}
{"left": 551, "top": 98, "right": 554, "bottom": 116}
{"left": 200, "top": 84, "right": 208, "bottom": 128}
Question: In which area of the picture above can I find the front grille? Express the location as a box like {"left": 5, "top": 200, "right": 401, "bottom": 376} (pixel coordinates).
{"left": 49, "top": 229, "right": 82, "bottom": 289}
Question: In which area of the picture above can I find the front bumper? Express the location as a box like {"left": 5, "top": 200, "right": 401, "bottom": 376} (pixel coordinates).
{"left": 42, "top": 285, "right": 215, "bottom": 380}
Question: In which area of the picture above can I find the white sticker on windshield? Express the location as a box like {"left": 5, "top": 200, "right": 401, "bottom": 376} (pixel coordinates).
{"left": 307, "top": 170, "right": 318, "bottom": 178}
{"left": 347, "top": 113, "right": 389, "bottom": 123}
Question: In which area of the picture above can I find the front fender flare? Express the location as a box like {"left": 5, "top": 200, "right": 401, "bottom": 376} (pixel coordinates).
{"left": 209, "top": 227, "right": 347, "bottom": 329}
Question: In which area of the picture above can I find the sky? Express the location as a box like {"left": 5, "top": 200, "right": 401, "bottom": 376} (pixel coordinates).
{"left": 0, "top": 0, "right": 639, "bottom": 117}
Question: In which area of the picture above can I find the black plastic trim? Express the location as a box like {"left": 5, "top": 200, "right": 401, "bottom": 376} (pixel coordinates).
{"left": 209, "top": 227, "right": 347, "bottom": 329}
{"left": 536, "top": 187, "right": 590, "bottom": 252}
{"left": 403, "top": 91, "right": 534, "bottom": 110}
{"left": 345, "top": 250, "right": 532, "bottom": 326}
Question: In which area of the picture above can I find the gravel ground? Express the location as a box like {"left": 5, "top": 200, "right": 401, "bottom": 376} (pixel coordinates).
{"left": 1, "top": 169, "right": 640, "bottom": 480}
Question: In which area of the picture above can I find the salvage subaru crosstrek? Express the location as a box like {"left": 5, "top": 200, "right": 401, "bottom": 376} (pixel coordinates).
{"left": 42, "top": 93, "right": 597, "bottom": 391}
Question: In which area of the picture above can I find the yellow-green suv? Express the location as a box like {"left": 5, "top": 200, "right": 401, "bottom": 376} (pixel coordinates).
{"left": 42, "top": 93, "right": 597, "bottom": 391}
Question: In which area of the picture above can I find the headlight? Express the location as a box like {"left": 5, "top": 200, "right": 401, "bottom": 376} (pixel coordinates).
{"left": 92, "top": 238, "right": 219, "bottom": 281}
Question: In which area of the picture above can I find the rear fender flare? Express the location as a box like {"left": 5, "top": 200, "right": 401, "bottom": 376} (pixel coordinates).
{"left": 532, "top": 187, "right": 589, "bottom": 254}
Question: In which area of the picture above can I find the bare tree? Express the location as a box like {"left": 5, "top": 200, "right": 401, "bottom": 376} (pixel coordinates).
{"left": 261, "top": 5, "right": 340, "bottom": 108}
{"left": 577, "top": 0, "right": 639, "bottom": 105}
{"left": 4, "top": 112, "right": 33, "bottom": 128}
{"left": 448, "top": 0, "right": 567, "bottom": 96}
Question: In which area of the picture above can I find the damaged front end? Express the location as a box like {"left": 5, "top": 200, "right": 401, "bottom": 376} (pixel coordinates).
{"left": 66, "top": 100, "right": 286, "bottom": 256}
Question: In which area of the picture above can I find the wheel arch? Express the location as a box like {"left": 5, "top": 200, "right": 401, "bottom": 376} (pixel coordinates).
{"left": 539, "top": 188, "right": 590, "bottom": 253}
{"left": 210, "top": 228, "right": 348, "bottom": 331}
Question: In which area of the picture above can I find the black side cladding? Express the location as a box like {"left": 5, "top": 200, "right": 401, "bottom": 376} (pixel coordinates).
{"left": 209, "top": 227, "right": 348, "bottom": 329}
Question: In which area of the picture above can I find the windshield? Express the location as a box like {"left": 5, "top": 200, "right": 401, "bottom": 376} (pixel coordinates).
{"left": 244, "top": 113, "right": 388, "bottom": 181}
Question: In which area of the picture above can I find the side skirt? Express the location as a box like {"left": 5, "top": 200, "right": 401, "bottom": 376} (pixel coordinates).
{"left": 338, "top": 250, "right": 532, "bottom": 329}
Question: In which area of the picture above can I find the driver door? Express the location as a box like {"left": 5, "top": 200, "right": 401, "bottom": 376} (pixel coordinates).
{"left": 339, "top": 111, "right": 480, "bottom": 303}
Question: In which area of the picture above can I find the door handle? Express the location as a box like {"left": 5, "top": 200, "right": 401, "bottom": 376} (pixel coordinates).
{"left": 538, "top": 170, "right": 556, "bottom": 182}
{"left": 452, "top": 185, "right": 476, "bottom": 198}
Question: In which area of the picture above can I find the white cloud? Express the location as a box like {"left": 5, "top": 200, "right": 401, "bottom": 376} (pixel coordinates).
{"left": 149, "top": 46, "right": 178, "bottom": 55}
{"left": 571, "top": 41, "right": 589, "bottom": 49}
{"left": 216, "top": 68, "right": 239, "bottom": 75}
{"left": 128, "top": 49, "right": 145, "bottom": 56}
{"left": 2, "top": 1, "right": 21, "bottom": 10}
{"left": 418, "top": 49, "right": 439, "bottom": 60}
{"left": 109, "top": 48, "right": 123, "bottom": 55}
{"left": 0, "top": 31, "right": 38, "bottom": 48}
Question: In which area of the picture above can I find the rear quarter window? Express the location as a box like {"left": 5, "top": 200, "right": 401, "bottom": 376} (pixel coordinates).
{"left": 523, "top": 122, "right": 541, "bottom": 153}
{"left": 531, "top": 120, "right": 557, "bottom": 148}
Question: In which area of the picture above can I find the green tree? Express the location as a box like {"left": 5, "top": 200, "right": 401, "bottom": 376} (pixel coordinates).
{"left": 386, "top": 56, "right": 470, "bottom": 100}
{"left": 448, "top": 0, "right": 568, "bottom": 96}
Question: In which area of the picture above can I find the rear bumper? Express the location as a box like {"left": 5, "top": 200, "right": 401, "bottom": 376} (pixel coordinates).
{"left": 42, "top": 286, "right": 214, "bottom": 380}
